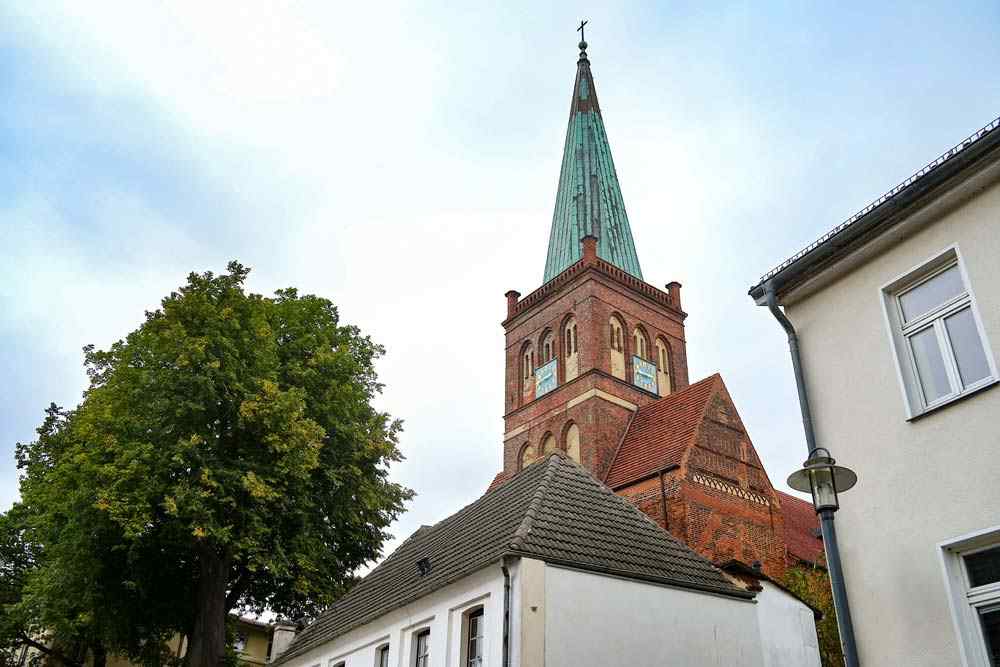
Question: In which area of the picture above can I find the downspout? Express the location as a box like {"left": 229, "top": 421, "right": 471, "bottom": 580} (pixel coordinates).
{"left": 764, "top": 281, "right": 861, "bottom": 667}
{"left": 501, "top": 558, "right": 511, "bottom": 667}
{"left": 764, "top": 282, "right": 819, "bottom": 454}
{"left": 658, "top": 470, "right": 669, "bottom": 530}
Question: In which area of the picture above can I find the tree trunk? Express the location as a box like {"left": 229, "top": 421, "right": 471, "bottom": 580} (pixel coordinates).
{"left": 91, "top": 642, "right": 107, "bottom": 667}
{"left": 185, "top": 546, "right": 230, "bottom": 667}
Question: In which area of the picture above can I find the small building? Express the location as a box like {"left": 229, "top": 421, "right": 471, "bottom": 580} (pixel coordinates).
{"left": 271, "top": 454, "right": 818, "bottom": 667}
{"left": 750, "top": 116, "right": 1000, "bottom": 665}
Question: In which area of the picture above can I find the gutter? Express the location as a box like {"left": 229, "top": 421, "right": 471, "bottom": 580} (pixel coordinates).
{"left": 750, "top": 116, "right": 1000, "bottom": 303}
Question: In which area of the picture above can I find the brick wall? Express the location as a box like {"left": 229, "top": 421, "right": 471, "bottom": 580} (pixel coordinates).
{"left": 502, "top": 252, "right": 687, "bottom": 480}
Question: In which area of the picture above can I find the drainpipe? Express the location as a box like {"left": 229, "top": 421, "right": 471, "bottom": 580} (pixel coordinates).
{"left": 500, "top": 559, "right": 511, "bottom": 667}
{"left": 764, "top": 281, "right": 861, "bottom": 667}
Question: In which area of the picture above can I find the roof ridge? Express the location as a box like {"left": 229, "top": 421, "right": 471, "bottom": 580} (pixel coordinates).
{"left": 509, "top": 454, "right": 561, "bottom": 551}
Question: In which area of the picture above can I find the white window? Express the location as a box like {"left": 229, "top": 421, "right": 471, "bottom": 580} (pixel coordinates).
{"left": 465, "top": 607, "right": 484, "bottom": 667}
{"left": 414, "top": 629, "right": 430, "bottom": 667}
{"left": 882, "top": 248, "right": 996, "bottom": 417}
{"left": 940, "top": 526, "right": 1000, "bottom": 666}
{"left": 375, "top": 644, "right": 389, "bottom": 667}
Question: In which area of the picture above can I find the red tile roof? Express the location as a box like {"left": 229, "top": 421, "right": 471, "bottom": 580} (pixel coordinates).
{"left": 604, "top": 374, "right": 722, "bottom": 489}
{"left": 777, "top": 490, "right": 825, "bottom": 566}
{"left": 485, "top": 471, "right": 510, "bottom": 493}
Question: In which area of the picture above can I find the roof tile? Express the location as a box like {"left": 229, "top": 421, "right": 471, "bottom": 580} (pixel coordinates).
{"left": 604, "top": 374, "right": 721, "bottom": 489}
{"left": 777, "top": 490, "right": 825, "bottom": 566}
{"left": 275, "top": 454, "right": 748, "bottom": 664}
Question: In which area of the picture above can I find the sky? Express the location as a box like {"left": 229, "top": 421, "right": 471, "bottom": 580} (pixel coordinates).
{"left": 3, "top": 2, "right": 1000, "bottom": 566}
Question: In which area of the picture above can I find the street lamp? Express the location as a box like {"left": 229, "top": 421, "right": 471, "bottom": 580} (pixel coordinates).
{"left": 787, "top": 447, "right": 857, "bottom": 512}
{"left": 787, "top": 447, "right": 860, "bottom": 667}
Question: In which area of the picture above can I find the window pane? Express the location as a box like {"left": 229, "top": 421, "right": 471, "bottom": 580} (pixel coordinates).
{"left": 909, "top": 327, "right": 952, "bottom": 403}
{"left": 945, "top": 307, "right": 991, "bottom": 388}
{"left": 899, "top": 265, "right": 964, "bottom": 322}
{"left": 966, "top": 546, "right": 1000, "bottom": 588}
{"left": 980, "top": 607, "right": 1000, "bottom": 667}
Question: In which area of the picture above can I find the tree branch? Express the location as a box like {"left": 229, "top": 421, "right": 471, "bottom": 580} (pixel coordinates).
{"left": 224, "top": 569, "right": 251, "bottom": 611}
{"left": 16, "top": 632, "right": 84, "bottom": 667}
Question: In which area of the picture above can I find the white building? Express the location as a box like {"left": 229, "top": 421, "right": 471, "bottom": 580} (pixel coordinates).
{"left": 750, "top": 116, "right": 1000, "bottom": 665}
{"left": 271, "top": 454, "right": 819, "bottom": 667}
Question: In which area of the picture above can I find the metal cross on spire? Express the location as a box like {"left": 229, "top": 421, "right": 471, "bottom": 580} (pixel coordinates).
{"left": 577, "top": 19, "right": 588, "bottom": 44}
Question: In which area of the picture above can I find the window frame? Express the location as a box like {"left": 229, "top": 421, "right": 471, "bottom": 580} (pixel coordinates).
{"left": 880, "top": 246, "right": 998, "bottom": 419}
{"left": 939, "top": 525, "right": 1000, "bottom": 667}
{"left": 374, "top": 643, "right": 390, "bottom": 667}
{"left": 462, "top": 606, "right": 485, "bottom": 667}
{"left": 412, "top": 628, "right": 430, "bottom": 667}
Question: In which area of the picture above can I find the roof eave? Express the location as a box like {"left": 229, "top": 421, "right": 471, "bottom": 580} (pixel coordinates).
{"left": 749, "top": 117, "right": 1000, "bottom": 305}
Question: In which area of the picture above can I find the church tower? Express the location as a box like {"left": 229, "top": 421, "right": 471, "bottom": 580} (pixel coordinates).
{"left": 501, "top": 38, "right": 688, "bottom": 481}
{"left": 492, "top": 34, "right": 823, "bottom": 581}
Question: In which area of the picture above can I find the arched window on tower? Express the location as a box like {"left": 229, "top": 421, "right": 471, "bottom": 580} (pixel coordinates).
{"left": 519, "top": 443, "right": 538, "bottom": 470}
{"left": 520, "top": 342, "right": 536, "bottom": 402}
{"left": 609, "top": 316, "right": 626, "bottom": 380}
{"left": 565, "top": 423, "right": 580, "bottom": 463}
{"left": 564, "top": 316, "right": 579, "bottom": 381}
{"left": 633, "top": 327, "right": 649, "bottom": 360}
{"left": 540, "top": 330, "right": 555, "bottom": 364}
{"left": 656, "top": 338, "right": 672, "bottom": 397}
{"left": 541, "top": 432, "right": 557, "bottom": 457}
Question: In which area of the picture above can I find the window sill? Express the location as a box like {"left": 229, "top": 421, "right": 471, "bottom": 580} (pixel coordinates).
{"left": 907, "top": 377, "right": 999, "bottom": 422}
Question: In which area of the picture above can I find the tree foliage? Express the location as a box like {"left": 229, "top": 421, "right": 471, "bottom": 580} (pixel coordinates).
{"left": 784, "top": 562, "right": 843, "bottom": 667}
{"left": 9, "top": 262, "right": 412, "bottom": 666}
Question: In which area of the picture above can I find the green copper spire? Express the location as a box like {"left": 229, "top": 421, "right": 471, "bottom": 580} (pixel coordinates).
{"left": 543, "top": 35, "right": 643, "bottom": 283}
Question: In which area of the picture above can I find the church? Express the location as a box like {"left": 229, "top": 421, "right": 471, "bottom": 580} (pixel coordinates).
{"left": 271, "top": 36, "right": 824, "bottom": 667}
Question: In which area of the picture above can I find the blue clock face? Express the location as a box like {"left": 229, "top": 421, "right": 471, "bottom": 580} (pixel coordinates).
{"left": 536, "top": 358, "right": 558, "bottom": 397}
{"left": 633, "top": 356, "right": 658, "bottom": 394}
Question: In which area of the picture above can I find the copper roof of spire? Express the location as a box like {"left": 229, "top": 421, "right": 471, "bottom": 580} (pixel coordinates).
{"left": 543, "top": 36, "right": 643, "bottom": 283}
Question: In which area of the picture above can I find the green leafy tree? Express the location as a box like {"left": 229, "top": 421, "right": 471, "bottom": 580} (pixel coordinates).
{"left": 784, "top": 562, "right": 843, "bottom": 667}
{"left": 14, "top": 262, "right": 412, "bottom": 667}
{"left": 10, "top": 405, "right": 184, "bottom": 667}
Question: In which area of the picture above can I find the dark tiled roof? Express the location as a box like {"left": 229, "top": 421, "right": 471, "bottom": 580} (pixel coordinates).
{"left": 777, "top": 491, "right": 825, "bottom": 566}
{"left": 275, "top": 454, "right": 748, "bottom": 664}
{"left": 604, "top": 374, "right": 721, "bottom": 489}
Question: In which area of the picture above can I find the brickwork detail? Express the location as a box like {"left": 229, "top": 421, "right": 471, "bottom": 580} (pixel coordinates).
{"left": 612, "top": 385, "right": 788, "bottom": 579}
{"left": 691, "top": 472, "right": 770, "bottom": 506}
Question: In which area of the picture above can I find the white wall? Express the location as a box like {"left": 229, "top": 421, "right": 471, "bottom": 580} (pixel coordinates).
{"left": 783, "top": 173, "right": 1000, "bottom": 665}
{"left": 278, "top": 564, "right": 506, "bottom": 667}
{"left": 754, "top": 582, "right": 820, "bottom": 667}
{"left": 543, "top": 564, "right": 765, "bottom": 666}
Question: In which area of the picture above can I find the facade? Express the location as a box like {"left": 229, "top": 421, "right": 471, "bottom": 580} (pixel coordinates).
{"left": 750, "top": 116, "right": 1000, "bottom": 665}
{"left": 494, "top": 37, "right": 821, "bottom": 584}
{"left": 271, "top": 455, "right": 818, "bottom": 667}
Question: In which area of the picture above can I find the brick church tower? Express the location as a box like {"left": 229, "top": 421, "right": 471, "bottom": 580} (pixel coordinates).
{"left": 491, "top": 37, "right": 822, "bottom": 580}
{"left": 501, "top": 37, "right": 688, "bottom": 482}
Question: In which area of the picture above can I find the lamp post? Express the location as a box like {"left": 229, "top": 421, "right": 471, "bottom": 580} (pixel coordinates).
{"left": 788, "top": 448, "right": 861, "bottom": 666}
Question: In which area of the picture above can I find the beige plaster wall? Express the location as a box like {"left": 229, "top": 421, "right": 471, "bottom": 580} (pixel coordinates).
{"left": 783, "top": 176, "right": 1000, "bottom": 665}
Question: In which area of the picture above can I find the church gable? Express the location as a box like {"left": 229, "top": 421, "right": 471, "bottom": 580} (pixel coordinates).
{"left": 606, "top": 374, "right": 789, "bottom": 577}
